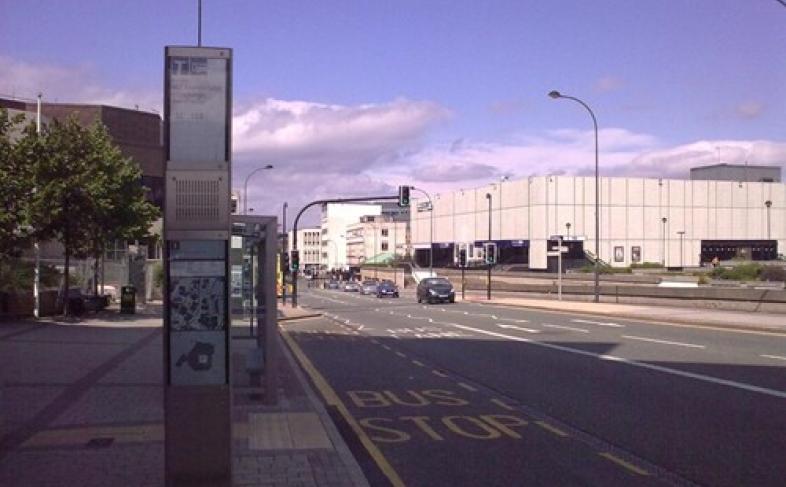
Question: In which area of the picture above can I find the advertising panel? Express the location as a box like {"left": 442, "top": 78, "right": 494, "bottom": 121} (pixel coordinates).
{"left": 168, "top": 54, "right": 228, "bottom": 164}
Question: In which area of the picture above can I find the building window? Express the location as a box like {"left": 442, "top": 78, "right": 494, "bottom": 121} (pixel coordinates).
{"left": 381, "top": 228, "right": 389, "bottom": 237}
{"left": 381, "top": 242, "right": 389, "bottom": 251}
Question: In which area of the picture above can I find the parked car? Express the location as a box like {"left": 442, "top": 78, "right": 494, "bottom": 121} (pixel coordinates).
{"left": 417, "top": 277, "right": 455, "bottom": 304}
{"left": 324, "top": 280, "right": 340, "bottom": 290}
{"left": 376, "top": 280, "right": 399, "bottom": 298}
{"left": 360, "top": 280, "right": 378, "bottom": 295}
{"left": 343, "top": 281, "right": 361, "bottom": 292}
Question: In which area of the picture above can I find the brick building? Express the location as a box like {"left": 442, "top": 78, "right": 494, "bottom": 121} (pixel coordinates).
{"left": 0, "top": 97, "right": 164, "bottom": 207}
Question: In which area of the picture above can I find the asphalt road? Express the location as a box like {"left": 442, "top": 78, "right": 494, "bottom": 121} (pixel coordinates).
{"left": 284, "top": 286, "right": 786, "bottom": 487}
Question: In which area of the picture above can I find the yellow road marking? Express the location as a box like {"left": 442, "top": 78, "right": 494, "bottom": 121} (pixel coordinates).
{"left": 490, "top": 398, "right": 515, "bottom": 411}
{"left": 395, "top": 351, "right": 407, "bottom": 358}
{"left": 431, "top": 370, "right": 448, "bottom": 378}
{"left": 599, "top": 452, "right": 649, "bottom": 476}
{"left": 535, "top": 421, "right": 568, "bottom": 437}
{"left": 411, "top": 360, "right": 425, "bottom": 367}
{"left": 456, "top": 382, "right": 478, "bottom": 392}
{"left": 23, "top": 423, "right": 163, "bottom": 448}
{"left": 281, "top": 330, "right": 406, "bottom": 487}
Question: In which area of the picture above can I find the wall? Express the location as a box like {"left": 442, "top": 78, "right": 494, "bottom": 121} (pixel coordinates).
{"left": 411, "top": 175, "right": 786, "bottom": 269}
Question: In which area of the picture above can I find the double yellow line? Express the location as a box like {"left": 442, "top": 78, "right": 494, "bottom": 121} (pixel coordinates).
{"left": 281, "top": 330, "right": 406, "bottom": 487}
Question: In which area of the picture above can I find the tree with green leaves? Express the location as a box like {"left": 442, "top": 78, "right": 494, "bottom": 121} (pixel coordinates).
{"left": 0, "top": 108, "right": 36, "bottom": 260}
{"left": 27, "top": 116, "right": 159, "bottom": 315}
{"left": 82, "top": 122, "right": 160, "bottom": 294}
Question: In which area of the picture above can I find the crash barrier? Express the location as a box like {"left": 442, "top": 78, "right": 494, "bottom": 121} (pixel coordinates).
{"left": 462, "top": 278, "right": 786, "bottom": 303}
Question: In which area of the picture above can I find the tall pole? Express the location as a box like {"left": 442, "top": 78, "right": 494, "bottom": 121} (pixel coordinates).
{"left": 243, "top": 164, "right": 273, "bottom": 215}
{"left": 197, "top": 0, "right": 202, "bottom": 46}
{"left": 549, "top": 91, "right": 600, "bottom": 302}
{"left": 661, "top": 217, "right": 668, "bottom": 266}
{"left": 486, "top": 193, "right": 492, "bottom": 300}
{"left": 373, "top": 220, "right": 378, "bottom": 279}
{"left": 34, "top": 93, "right": 42, "bottom": 319}
{"left": 410, "top": 187, "right": 434, "bottom": 276}
{"left": 677, "top": 231, "right": 685, "bottom": 268}
{"left": 557, "top": 235, "right": 563, "bottom": 301}
{"left": 765, "top": 200, "right": 772, "bottom": 240}
{"left": 282, "top": 202, "right": 288, "bottom": 305}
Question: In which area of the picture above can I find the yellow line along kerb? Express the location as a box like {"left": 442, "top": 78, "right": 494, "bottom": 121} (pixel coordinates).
{"left": 281, "top": 330, "right": 407, "bottom": 487}
{"left": 535, "top": 421, "right": 568, "bottom": 437}
{"left": 598, "top": 452, "right": 649, "bottom": 476}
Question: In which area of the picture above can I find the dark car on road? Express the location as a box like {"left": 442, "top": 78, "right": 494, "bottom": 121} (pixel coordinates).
{"left": 416, "top": 277, "right": 455, "bottom": 304}
{"left": 376, "top": 280, "right": 399, "bottom": 298}
{"left": 324, "top": 280, "right": 340, "bottom": 290}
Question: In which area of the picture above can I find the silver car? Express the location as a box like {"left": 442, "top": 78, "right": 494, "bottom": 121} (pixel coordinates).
{"left": 360, "top": 280, "right": 378, "bottom": 295}
{"left": 343, "top": 281, "right": 361, "bottom": 292}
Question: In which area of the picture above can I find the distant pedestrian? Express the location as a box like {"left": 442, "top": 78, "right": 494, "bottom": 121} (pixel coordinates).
{"left": 711, "top": 256, "right": 719, "bottom": 268}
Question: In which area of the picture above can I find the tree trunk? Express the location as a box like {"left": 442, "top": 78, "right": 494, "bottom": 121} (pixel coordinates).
{"left": 93, "top": 244, "right": 100, "bottom": 296}
{"left": 63, "top": 228, "right": 70, "bottom": 316}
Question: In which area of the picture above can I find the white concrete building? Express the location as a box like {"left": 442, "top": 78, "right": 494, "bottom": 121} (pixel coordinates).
{"left": 320, "top": 203, "right": 382, "bottom": 270}
{"left": 410, "top": 175, "right": 785, "bottom": 270}
{"left": 346, "top": 215, "right": 408, "bottom": 266}
{"left": 287, "top": 227, "right": 321, "bottom": 271}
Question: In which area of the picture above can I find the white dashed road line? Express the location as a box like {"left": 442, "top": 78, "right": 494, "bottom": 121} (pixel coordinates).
{"left": 760, "top": 354, "right": 786, "bottom": 362}
{"left": 442, "top": 322, "right": 786, "bottom": 400}
{"left": 571, "top": 319, "right": 624, "bottom": 328}
{"left": 621, "top": 335, "right": 706, "bottom": 349}
{"left": 497, "top": 323, "right": 541, "bottom": 334}
{"left": 542, "top": 323, "right": 590, "bottom": 333}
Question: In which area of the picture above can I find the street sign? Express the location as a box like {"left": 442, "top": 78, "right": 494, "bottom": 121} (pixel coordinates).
{"left": 417, "top": 201, "right": 432, "bottom": 212}
{"left": 551, "top": 246, "right": 569, "bottom": 252}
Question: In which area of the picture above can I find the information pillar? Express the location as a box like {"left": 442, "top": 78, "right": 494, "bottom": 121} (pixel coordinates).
{"left": 163, "top": 46, "right": 233, "bottom": 486}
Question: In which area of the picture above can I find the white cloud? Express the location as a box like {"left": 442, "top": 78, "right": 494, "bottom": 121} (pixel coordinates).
{"left": 394, "top": 131, "right": 786, "bottom": 197}
{"left": 233, "top": 97, "right": 448, "bottom": 173}
{"left": 735, "top": 101, "right": 764, "bottom": 119}
{"left": 594, "top": 76, "right": 624, "bottom": 93}
{"left": 0, "top": 55, "right": 160, "bottom": 112}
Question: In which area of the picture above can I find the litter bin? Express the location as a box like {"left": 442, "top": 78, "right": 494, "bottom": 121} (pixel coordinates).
{"left": 120, "top": 285, "right": 136, "bottom": 314}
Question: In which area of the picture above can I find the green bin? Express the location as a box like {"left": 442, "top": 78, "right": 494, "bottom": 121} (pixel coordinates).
{"left": 120, "top": 285, "right": 136, "bottom": 314}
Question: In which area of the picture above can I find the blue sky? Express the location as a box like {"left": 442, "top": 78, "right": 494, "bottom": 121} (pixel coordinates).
{"left": 2, "top": 0, "right": 786, "bottom": 220}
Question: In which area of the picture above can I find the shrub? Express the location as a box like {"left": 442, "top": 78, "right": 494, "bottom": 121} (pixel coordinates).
{"left": 759, "top": 266, "right": 786, "bottom": 282}
{"left": 153, "top": 261, "right": 164, "bottom": 289}
{"left": 710, "top": 263, "right": 762, "bottom": 281}
{"left": 630, "top": 262, "right": 663, "bottom": 269}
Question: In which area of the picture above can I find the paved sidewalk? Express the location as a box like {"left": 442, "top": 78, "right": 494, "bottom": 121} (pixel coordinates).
{"left": 1, "top": 303, "right": 367, "bottom": 487}
{"left": 231, "top": 303, "right": 368, "bottom": 487}
{"left": 463, "top": 293, "right": 786, "bottom": 333}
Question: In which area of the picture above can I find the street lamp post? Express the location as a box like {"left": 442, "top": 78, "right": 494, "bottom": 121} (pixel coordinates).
{"left": 549, "top": 91, "right": 600, "bottom": 303}
{"left": 677, "top": 230, "right": 686, "bottom": 268}
{"left": 565, "top": 222, "right": 571, "bottom": 239}
{"left": 282, "top": 202, "right": 288, "bottom": 304}
{"left": 410, "top": 186, "right": 434, "bottom": 277}
{"left": 243, "top": 164, "right": 274, "bottom": 215}
{"left": 661, "top": 217, "right": 668, "bottom": 266}
{"left": 486, "top": 193, "right": 492, "bottom": 300}
{"left": 765, "top": 200, "right": 772, "bottom": 240}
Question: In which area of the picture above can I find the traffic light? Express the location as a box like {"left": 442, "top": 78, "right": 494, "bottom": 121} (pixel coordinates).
{"left": 281, "top": 252, "right": 290, "bottom": 274}
{"left": 484, "top": 243, "right": 496, "bottom": 265}
{"left": 230, "top": 195, "right": 238, "bottom": 214}
{"left": 291, "top": 250, "right": 300, "bottom": 272}
{"left": 458, "top": 249, "right": 467, "bottom": 268}
{"left": 398, "top": 185, "right": 410, "bottom": 207}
